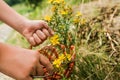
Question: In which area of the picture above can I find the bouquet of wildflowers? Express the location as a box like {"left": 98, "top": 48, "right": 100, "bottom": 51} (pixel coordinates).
{"left": 36, "top": 0, "right": 86, "bottom": 79}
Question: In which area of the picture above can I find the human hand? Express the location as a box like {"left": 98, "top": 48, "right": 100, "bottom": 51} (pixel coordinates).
{"left": 21, "top": 20, "right": 54, "bottom": 46}
{"left": 0, "top": 0, "right": 53, "bottom": 46}
{"left": 0, "top": 43, "right": 53, "bottom": 80}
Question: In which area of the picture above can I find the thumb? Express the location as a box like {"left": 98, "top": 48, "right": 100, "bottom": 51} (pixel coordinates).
{"left": 39, "top": 54, "right": 53, "bottom": 74}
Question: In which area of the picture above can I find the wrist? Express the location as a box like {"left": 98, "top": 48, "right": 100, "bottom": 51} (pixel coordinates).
{"left": 19, "top": 19, "right": 32, "bottom": 37}
{"left": 16, "top": 18, "right": 30, "bottom": 34}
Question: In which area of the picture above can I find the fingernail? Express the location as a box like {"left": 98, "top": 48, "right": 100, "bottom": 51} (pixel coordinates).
{"left": 51, "top": 30, "right": 54, "bottom": 35}
{"left": 51, "top": 31, "right": 54, "bottom": 35}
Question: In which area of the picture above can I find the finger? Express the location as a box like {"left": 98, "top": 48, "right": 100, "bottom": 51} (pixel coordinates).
{"left": 39, "top": 54, "right": 53, "bottom": 74}
{"left": 43, "top": 23, "right": 54, "bottom": 36}
{"left": 29, "top": 37, "right": 36, "bottom": 46}
{"left": 33, "top": 33, "right": 42, "bottom": 45}
{"left": 36, "top": 30, "right": 47, "bottom": 40}
{"left": 48, "top": 28, "right": 54, "bottom": 36}
{"left": 36, "top": 63, "right": 44, "bottom": 76}
{"left": 41, "top": 21, "right": 49, "bottom": 29}
{"left": 42, "top": 28, "right": 51, "bottom": 37}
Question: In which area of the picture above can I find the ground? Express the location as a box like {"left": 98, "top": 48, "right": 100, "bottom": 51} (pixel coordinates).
{"left": 0, "top": 24, "right": 13, "bottom": 42}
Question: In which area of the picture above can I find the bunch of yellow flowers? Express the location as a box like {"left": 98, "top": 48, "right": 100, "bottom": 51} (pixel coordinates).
{"left": 53, "top": 53, "right": 71, "bottom": 68}
{"left": 50, "top": 34, "right": 60, "bottom": 45}
{"left": 42, "top": 0, "right": 87, "bottom": 79}
{"left": 44, "top": 0, "right": 77, "bottom": 67}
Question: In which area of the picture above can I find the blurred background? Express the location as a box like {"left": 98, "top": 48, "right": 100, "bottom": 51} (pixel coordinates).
{"left": 0, "top": 0, "right": 120, "bottom": 80}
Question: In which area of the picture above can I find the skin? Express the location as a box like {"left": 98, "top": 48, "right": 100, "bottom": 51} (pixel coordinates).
{"left": 0, "top": 43, "right": 53, "bottom": 80}
{"left": 0, "top": 0, "right": 54, "bottom": 80}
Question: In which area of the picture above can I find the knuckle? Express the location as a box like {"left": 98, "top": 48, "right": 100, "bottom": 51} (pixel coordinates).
{"left": 31, "top": 53, "right": 38, "bottom": 64}
{"left": 36, "top": 30, "right": 39, "bottom": 34}
{"left": 29, "top": 37, "right": 36, "bottom": 46}
{"left": 44, "top": 60, "right": 51, "bottom": 66}
{"left": 42, "top": 36, "right": 47, "bottom": 40}
{"left": 42, "top": 20, "right": 47, "bottom": 24}
{"left": 32, "top": 57, "right": 37, "bottom": 64}
{"left": 37, "top": 41, "right": 42, "bottom": 45}
{"left": 30, "top": 42, "right": 35, "bottom": 46}
{"left": 34, "top": 51, "right": 40, "bottom": 58}
{"left": 32, "top": 43, "right": 36, "bottom": 47}
{"left": 28, "top": 38, "right": 32, "bottom": 43}
{"left": 36, "top": 40, "right": 40, "bottom": 44}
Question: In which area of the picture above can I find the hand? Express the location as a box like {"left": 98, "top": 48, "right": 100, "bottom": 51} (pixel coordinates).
{"left": 0, "top": 43, "right": 53, "bottom": 80}
{"left": 21, "top": 20, "right": 54, "bottom": 46}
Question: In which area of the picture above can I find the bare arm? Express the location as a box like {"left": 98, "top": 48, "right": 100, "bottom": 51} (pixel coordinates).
{"left": 0, "top": 1, "right": 54, "bottom": 79}
{"left": 0, "top": 0, "right": 54, "bottom": 46}
{"left": 0, "top": 0, "right": 28, "bottom": 33}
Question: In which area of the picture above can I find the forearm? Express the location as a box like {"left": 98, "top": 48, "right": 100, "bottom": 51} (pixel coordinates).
{"left": 0, "top": 0, "right": 28, "bottom": 33}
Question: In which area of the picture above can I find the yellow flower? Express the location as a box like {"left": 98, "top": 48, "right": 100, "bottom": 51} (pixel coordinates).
{"left": 66, "top": 54, "right": 71, "bottom": 61}
{"left": 73, "top": 18, "right": 80, "bottom": 24}
{"left": 80, "top": 18, "right": 86, "bottom": 24}
{"left": 44, "top": 15, "right": 51, "bottom": 22}
{"left": 48, "top": 0, "right": 64, "bottom": 4}
{"left": 51, "top": 6, "right": 57, "bottom": 12}
{"left": 54, "top": 0, "right": 64, "bottom": 4}
{"left": 50, "top": 35, "right": 60, "bottom": 45}
{"left": 48, "top": 0, "right": 53, "bottom": 3}
{"left": 76, "top": 12, "right": 82, "bottom": 17}
{"left": 59, "top": 54, "right": 65, "bottom": 60}
{"left": 63, "top": 1, "right": 66, "bottom": 5}
{"left": 60, "top": 10, "right": 68, "bottom": 15}
{"left": 53, "top": 54, "right": 65, "bottom": 68}
{"left": 53, "top": 53, "right": 72, "bottom": 68}
{"left": 53, "top": 59, "right": 61, "bottom": 68}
